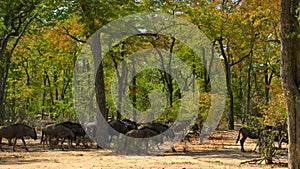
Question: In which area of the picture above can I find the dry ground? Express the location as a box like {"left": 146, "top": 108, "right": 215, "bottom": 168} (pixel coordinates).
{"left": 0, "top": 128, "right": 288, "bottom": 169}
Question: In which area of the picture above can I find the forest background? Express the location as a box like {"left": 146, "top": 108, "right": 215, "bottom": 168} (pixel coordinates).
{"left": 0, "top": 0, "right": 286, "bottom": 130}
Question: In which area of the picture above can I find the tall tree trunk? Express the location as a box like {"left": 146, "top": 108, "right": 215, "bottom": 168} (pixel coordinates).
{"left": 42, "top": 75, "right": 47, "bottom": 120}
{"left": 280, "top": 0, "right": 300, "bottom": 168}
{"left": 0, "top": 52, "right": 10, "bottom": 124}
{"left": 155, "top": 38, "right": 175, "bottom": 107}
{"left": 166, "top": 37, "right": 176, "bottom": 107}
{"left": 246, "top": 61, "right": 252, "bottom": 121}
{"left": 111, "top": 42, "right": 127, "bottom": 120}
{"left": 54, "top": 72, "right": 59, "bottom": 100}
{"left": 237, "top": 70, "right": 245, "bottom": 124}
{"left": 264, "top": 68, "right": 273, "bottom": 105}
{"left": 91, "top": 32, "right": 108, "bottom": 146}
{"left": 218, "top": 38, "right": 234, "bottom": 130}
{"left": 45, "top": 71, "right": 54, "bottom": 108}
{"left": 132, "top": 61, "right": 137, "bottom": 122}
{"left": 202, "top": 47, "right": 212, "bottom": 92}
{"left": 0, "top": 36, "right": 12, "bottom": 124}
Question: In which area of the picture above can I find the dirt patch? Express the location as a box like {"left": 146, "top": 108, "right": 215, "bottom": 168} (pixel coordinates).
{"left": 0, "top": 130, "right": 288, "bottom": 169}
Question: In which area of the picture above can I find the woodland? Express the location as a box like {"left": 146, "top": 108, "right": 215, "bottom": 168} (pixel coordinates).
{"left": 0, "top": 0, "right": 284, "bottom": 126}
{"left": 0, "top": 0, "right": 300, "bottom": 168}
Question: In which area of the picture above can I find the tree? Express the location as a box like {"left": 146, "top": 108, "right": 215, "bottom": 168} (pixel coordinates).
{"left": 280, "top": 0, "right": 300, "bottom": 168}
{"left": 187, "top": 0, "right": 253, "bottom": 130}
{"left": 0, "top": 0, "right": 40, "bottom": 124}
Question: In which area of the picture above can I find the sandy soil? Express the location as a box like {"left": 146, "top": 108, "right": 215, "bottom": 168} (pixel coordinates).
{"left": 0, "top": 129, "right": 288, "bottom": 169}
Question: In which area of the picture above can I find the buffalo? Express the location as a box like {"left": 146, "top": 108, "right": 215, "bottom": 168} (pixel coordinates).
{"left": 0, "top": 123, "right": 37, "bottom": 151}
{"left": 236, "top": 123, "right": 288, "bottom": 152}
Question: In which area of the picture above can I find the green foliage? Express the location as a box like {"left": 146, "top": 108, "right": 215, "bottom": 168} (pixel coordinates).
{"left": 259, "top": 129, "right": 277, "bottom": 164}
{"left": 0, "top": 0, "right": 285, "bottom": 133}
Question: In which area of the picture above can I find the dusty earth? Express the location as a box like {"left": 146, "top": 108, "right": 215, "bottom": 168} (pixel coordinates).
{"left": 0, "top": 128, "right": 288, "bottom": 169}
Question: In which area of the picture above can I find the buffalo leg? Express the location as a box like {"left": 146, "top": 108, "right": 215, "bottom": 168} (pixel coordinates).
{"left": 42, "top": 135, "right": 49, "bottom": 149}
{"left": 67, "top": 138, "right": 73, "bottom": 150}
{"left": 42, "top": 135, "right": 49, "bottom": 145}
{"left": 171, "top": 145, "right": 176, "bottom": 152}
{"left": 61, "top": 138, "right": 65, "bottom": 150}
{"left": 0, "top": 138, "right": 3, "bottom": 151}
{"left": 253, "top": 141, "right": 260, "bottom": 152}
{"left": 145, "top": 140, "right": 149, "bottom": 155}
{"left": 8, "top": 139, "right": 13, "bottom": 146}
{"left": 13, "top": 138, "right": 18, "bottom": 151}
{"left": 240, "top": 136, "right": 247, "bottom": 152}
{"left": 40, "top": 133, "right": 44, "bottom": 144}
{"left": 49, "top": 137, "right": 56, "bottom": 150}
{"left": 21, "top": 138, "right": 29, "bottom": 151}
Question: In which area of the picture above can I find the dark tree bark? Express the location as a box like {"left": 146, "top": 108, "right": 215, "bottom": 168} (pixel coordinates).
{"left": 264, "top": 67, "right": 274, "bottom": 105}
{"left": 217, "top": 36, "right": 253, "bottom": 130}
{"left": 0, "top": 51, "right": 11, "bottom": 124}
{"left": 218, "top": 38, "right": 234, "bottom": 130}
{"left": 153, "top": 37, "right": 175, "bottom": 107}
{"left": 246, "top": 61, "right": 252, "bottom": 119}
{"left": 91, "top": 32, "right": 109, "bottom": 145}
{"left": 131, "top": 61, "right": 137, "bottom": 122}
{"left": 111, "top": 42, "right": 127, "bottom": 120}
{"left": 202, "top": 47, "right": 212, "bottom": 93}
{"left": 163, "top": 37, "right": 176, "bottom": 107}
{"left": 280, "top": 0, "right": 300, "bottom": 168}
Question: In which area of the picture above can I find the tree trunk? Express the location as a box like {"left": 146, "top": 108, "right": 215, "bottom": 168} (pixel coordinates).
{"left": 280, "top": 0, "right": 300, "bottom": 168}
{"left": 91, "top": 32, "right": 109, "bottom": 146}
{"left": 264, "top": 68, "right": 273, "bottom": 105}
{"left": 42, "top": 75, "right": 47, "bottom": 119}
{"left": 218, "top": 38, "right": 234, "bottom": 130}
{"left": 166, "top": 37, "right": 176, "bottom": 107}
{"left": 202, "top": 47, "right": 212, "bottom": 92}
{"left": 0, "top": 67, "right": 7, "bottom": 124}
{"left": 226, "top": 67, "right": 235, "bottom": 130}
{"left": 0, "top": 47, "right": 11, "bottom": 125}
{"left": 132, "top": 62, "right": 137, "bottom": 122}
{"left": 246, "top": 61, "right": 252, "bottom": 120}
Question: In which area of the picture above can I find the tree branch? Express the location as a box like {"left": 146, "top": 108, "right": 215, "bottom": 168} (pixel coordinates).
{"left": 61, "top": 26, "right": 86, "bottom": 43}
{"left": 11, "top": 13, "right": 37, "bottom": 53}
{"left": 230, "top": 45, "right": 253, "bottom": 67}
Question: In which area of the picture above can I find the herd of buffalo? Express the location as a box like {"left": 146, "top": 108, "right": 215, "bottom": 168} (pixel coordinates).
{"left": 0, "top": 119, "right": 289, "bottom": 153}
{"left": 0, "top": 120, "right": 183, "bottom": 152}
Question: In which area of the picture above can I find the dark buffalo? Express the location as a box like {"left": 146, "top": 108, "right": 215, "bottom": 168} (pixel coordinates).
{"left": 57, "top": 121, "right": 87, "bottom": 147}
{"left": 236, "top": 127, "right": 260, "bottom": 152}
{"left": 140, "top": 122, "right": 174, "bottom": 139}
{"left": 236, "top": 124, "right": 288, "bottom": 152}
{"left": 0, "top": 123, "right": 37, "bottom": 151}
{"left": 258, "top": 124, "right": 288, "bottom": 150}
{"left": 140, "top": 122, "right": 189, "bottom": 152}
{"left": 41, "top": 124, "right": 75, "bottom": 150}
{"left": 124, "top": 126, "right": 161, "bottom": 154}
{"left": 126, "top": 126, "right": 159, "bottom": 138}
{"left": 108, "top": 119, "right": 138, "bottom": 142}
{"left": 109, "top": 119, "right": 137, "bottom": 133}
{"left": 141, "top": 123, "right": 168, "bottom": 133}
{"left": 121, "top": 119, "right": 138, "bottom": 130}
{"left": 41, "top": 124, "right": 56, "bottom": 145}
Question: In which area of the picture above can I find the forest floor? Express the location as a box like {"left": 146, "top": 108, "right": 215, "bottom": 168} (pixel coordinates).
{"left": 0, "top": 125, "right": 288, "bottom": 169}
